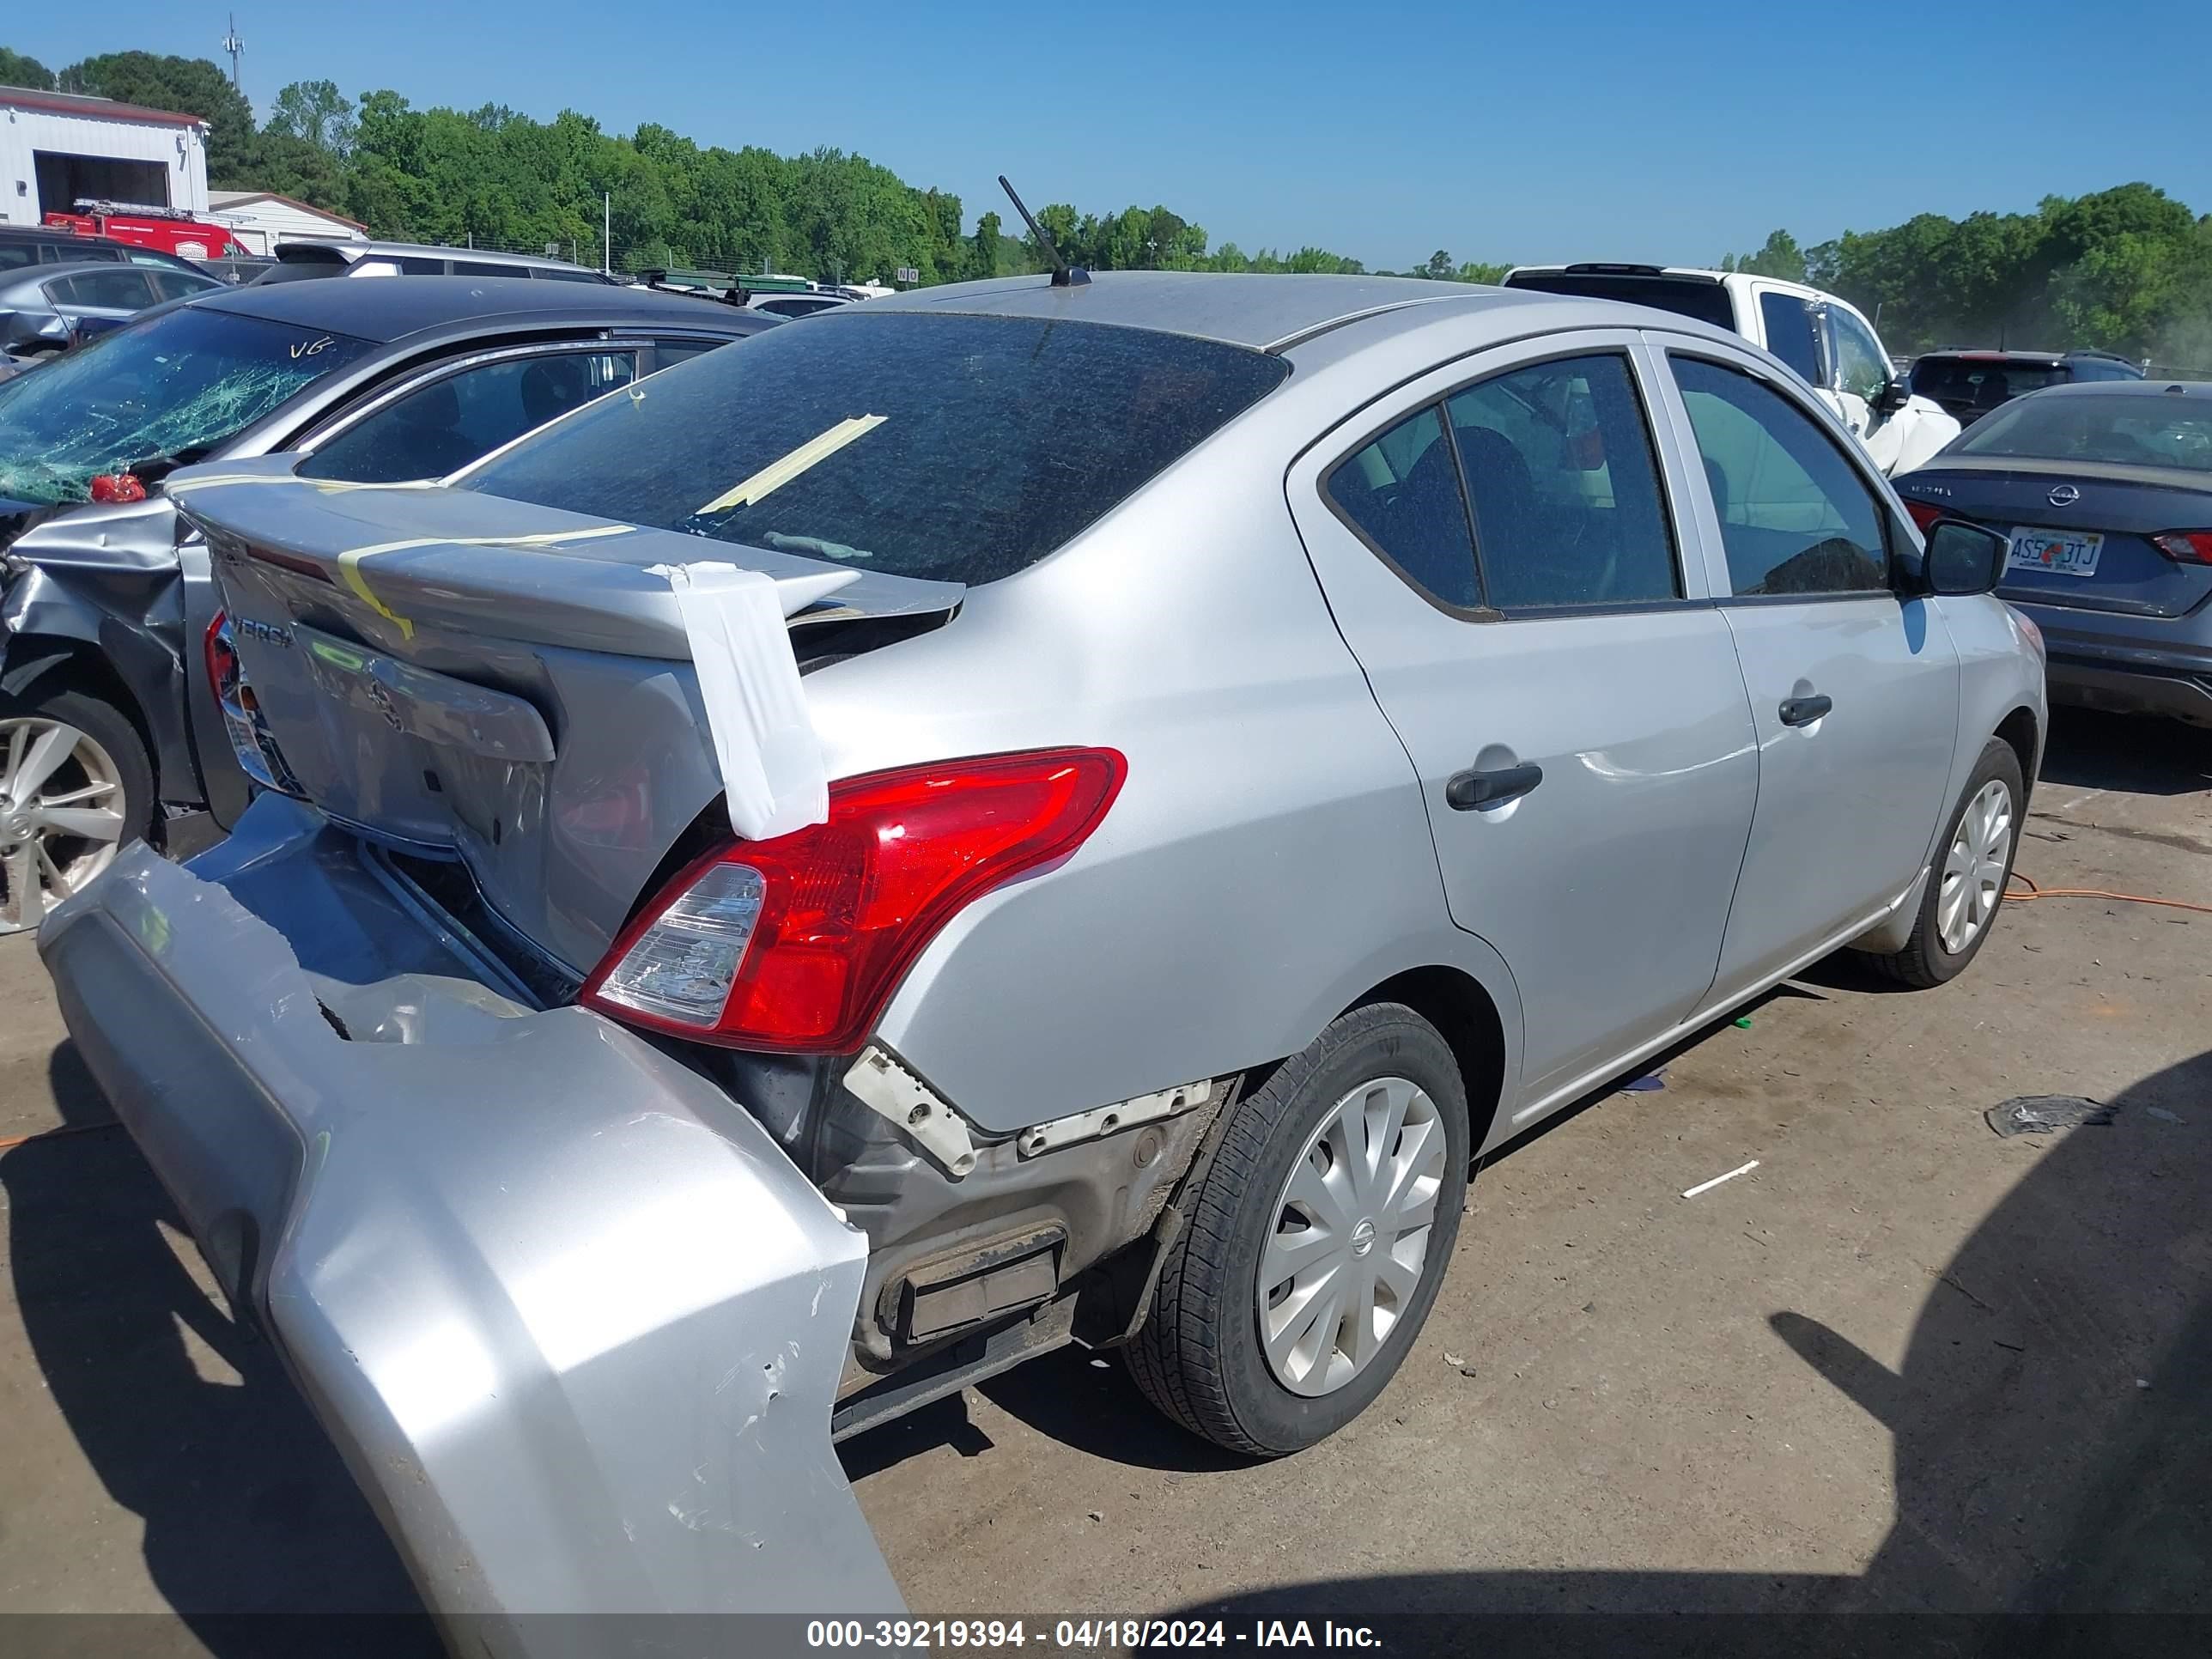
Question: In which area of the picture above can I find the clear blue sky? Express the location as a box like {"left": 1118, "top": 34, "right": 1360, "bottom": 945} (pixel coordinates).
{"left": 15, "top": 2, "right": 2211, "bottom": 269}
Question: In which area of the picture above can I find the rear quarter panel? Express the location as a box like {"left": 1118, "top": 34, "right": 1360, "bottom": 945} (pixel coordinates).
{"left": 810, "top": 398, "right": 1526, "bottom": 1136}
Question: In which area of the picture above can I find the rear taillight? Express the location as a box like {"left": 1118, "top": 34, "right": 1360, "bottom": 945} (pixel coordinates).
{"left": 204, "top": 607, "right": 238, "bottom": 699}
{"left": 2152, "top": 531, "right": 2212, "bottom": 565}
{"left": 584, "top": 747, "right": 1127, "bottom": 1053}
{"left": 1903, "top": 499, "right": 1945, "bottom": 534}
{"left": 204, "top": 609, "right": 305, "bottom": 796}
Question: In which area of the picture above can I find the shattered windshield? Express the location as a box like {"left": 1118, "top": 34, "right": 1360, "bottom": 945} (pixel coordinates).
{"left": 0, "top": 307, "right": 374, "bottom": 506}
{"left": 459, "top": 311, "right": 1290, "bottom": 585}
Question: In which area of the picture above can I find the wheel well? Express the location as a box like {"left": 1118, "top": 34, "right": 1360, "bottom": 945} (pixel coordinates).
{"left": 1345, "top": 966, "right": 1508, "bottom": 1149}
{"left": 1, "top": 635, "right": 157, "bottom": 770}
{"left": 1995, "top": 705, "right": 2039, "bottom": 799}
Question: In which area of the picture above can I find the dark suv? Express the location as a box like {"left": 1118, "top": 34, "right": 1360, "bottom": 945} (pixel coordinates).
{"left": 1908, "top": 349, "right": 2144, "bottom": 427}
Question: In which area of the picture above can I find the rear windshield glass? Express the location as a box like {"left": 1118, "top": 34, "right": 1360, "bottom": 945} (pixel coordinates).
{"left": 1503, "top": 271, "right": 1736, "bottom": 332}
{"left": 0, "top": 305, "right": 374, "bottom": 506}
{"left": 1911, "top": 358, "right": 2068, "bottom": 409}
{"left": 1952, "top": 392, "right": 2212, "bottom": 472}
{"left": 460, "top": 311, "right": 1290, "bottom": 584}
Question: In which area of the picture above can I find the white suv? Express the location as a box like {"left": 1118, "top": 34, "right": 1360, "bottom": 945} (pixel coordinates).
{"left": 1504, "top": 263, "right": 1960, "bottom": 475}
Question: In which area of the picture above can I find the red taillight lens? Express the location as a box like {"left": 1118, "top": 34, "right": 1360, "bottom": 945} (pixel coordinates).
{"left": 89, "top": 471, "right": 147, "bottom": 504}
{"left": 204, "top": 609, "right": 236, "bottom": 698}
{"left": 2152, "top": 531, "right": 2212, "bottom": 565}
{"left": 1903, "top": 499, "right": 1944, "bottom": 534}
{"left": 583, "top": 747, "right": 1127, "bottom": 1053}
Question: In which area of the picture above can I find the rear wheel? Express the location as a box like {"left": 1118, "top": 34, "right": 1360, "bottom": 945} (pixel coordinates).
{"left": 0, "top": 688, "right": 153, "bottom": 934}
{"left": 1861, "top": 735, "right": 2024, "bottom": 988}
{"left": 1127, "top": 1003, "right": 1470, "bottom": 1455}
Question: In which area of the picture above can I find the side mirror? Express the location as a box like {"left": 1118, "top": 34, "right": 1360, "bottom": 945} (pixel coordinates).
{"left": 1923, "top": 519, "right": 2009, "bottom": 596}
{"left": 1872, "top": 377, "right": 1913, "bottom": 416}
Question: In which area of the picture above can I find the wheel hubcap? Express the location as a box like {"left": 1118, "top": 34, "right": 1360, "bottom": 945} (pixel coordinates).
{"left": 0, "top": 718, "right": 127, "bottom": 935}
{"left": 1937, "top": 778, "right": 2013, "bottom": 955}
{"left": 1256, "top": 1075, "right": 1446, "bottom": 1397}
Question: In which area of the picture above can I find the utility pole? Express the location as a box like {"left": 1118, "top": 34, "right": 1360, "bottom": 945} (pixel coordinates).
{"left": 603, "top": 193, "right": 611, "bottom": 275}
{"left": 221, "top": 14, "right": 244, "bottom": 94}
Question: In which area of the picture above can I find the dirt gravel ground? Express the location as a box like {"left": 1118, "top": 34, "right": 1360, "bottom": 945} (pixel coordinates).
{"left": 0, "top": 708, "right": 2205, "bottom": 1650}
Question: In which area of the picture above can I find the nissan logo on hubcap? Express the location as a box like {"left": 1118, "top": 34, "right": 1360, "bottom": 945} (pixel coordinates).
{"left": 2048, "top": 484, "right": 2081, "bottom": 507}
{"left": 1350, "top": 1218, "right": 1377, "bottom": 1257}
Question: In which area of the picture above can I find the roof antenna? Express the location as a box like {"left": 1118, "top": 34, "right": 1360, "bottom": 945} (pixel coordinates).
{"left": 999, "top": 175, "right": 1089, "bottom": 288}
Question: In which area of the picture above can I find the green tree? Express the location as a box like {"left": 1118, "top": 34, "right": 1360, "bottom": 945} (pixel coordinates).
{"left": 1721, "top": 228, "right": 1808, "bottom": 283}
{"left": 969, "top": 210, "right": 1002, "bottom": 281}
{"left": 1421, "top": 249, "right": 1455, "bottom": 281}
{"left": 0, "top": 46, "right": 55, "bottom": 88}
{"left": 266, "top": 79, "right": 357, "bottom": 159}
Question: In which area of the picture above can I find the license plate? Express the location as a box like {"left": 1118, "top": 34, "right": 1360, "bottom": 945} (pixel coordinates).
{"left": 2008, "top": 526, "right": 2103, "bottom": 578}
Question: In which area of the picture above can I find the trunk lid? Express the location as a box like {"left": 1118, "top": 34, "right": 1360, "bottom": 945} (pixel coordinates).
{"left": 171, "top": 458, "right": 962, "bottom": 976}
{"left": 1895, "top": 459, "right": 2212, "bottom": 620}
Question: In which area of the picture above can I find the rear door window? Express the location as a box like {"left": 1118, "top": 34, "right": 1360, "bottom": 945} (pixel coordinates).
{"left": 1757, "top": 292, "right": 1823, "bottom": 385}
{"left": 149, "top": 269, "right": 218, "bottom": 302}
{"left": 300, "top": 349, "right": 640, "bottom": 484}
{"left": 652, "top": 337, "right": 729, "bottom": 370}
{"left": 1326, "top": 405, "right": 1480, "bottom": 608}
{"left": 452, "top": 260, "right": 517, "bottom": 278}
{"left": 52, "top": 268, "right": 158, "bottom": 311}
{"left": 1445, "top": 353, "right": 1680, "bottom": 609}
{"left": 1672, "top": 356, "right": 1890, "bottom": 596}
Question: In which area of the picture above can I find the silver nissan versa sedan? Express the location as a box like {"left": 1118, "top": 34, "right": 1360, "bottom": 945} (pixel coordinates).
{"left": 38, "top": 272, "right": 2044, "bottom": 1633}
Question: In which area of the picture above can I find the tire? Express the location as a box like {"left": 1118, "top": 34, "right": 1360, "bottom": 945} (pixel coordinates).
{"left": 0, "top": 685, "right": 156, "bottom": 935}
{"left": 1861, "top": 735, "right": 2025, "bottom": 989}
{"left": 1127, "top": 1003, "right": 1471, "bottom": 1456}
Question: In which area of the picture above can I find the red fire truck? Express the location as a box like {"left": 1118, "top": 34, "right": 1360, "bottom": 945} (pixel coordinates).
{"left": 41, "top": 201, "right": 246, "bottom": 264}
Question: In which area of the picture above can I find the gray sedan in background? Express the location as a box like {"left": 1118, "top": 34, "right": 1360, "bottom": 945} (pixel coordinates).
{"left": 0, "top": 258, "right": 222, "bottom": 356}
{"left": 43, "top": 273, "right": 2044, "bottom": 1631}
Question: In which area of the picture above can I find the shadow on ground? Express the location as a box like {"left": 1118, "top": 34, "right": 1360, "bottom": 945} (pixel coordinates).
{"left": 1161, "top": 1046, "right": 2212, "bottom": 1650}
{"left": 2034, "top": 708, "right": 2212, "bottom": 799}
{"left": 1, "top": 1045, "right": 436, "bottom": 1649}
{"left": 11, "top": 1025, "right": 2204, "bottom": 1653}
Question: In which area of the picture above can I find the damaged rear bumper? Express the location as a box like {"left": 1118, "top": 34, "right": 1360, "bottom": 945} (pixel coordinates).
{"left": 37, "top": 796, "right": 904, "bottom": 1640}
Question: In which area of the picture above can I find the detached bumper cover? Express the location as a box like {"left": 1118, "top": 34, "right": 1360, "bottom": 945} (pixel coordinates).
{"left": 38, "top": 798, "right": 902, "bottom": 1631}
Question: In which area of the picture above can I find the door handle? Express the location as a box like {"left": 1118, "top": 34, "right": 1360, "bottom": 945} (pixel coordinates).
{"left": 1778, "top": 694, "right": 1833, "bottom": 727}
{"left": 1446, "top": 762, "right": 1543, "bottom": 811}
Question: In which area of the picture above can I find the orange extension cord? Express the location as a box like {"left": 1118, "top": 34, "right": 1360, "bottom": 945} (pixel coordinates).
{"left": 2006, "top": 871, "right": 2212, "bottom": 916}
